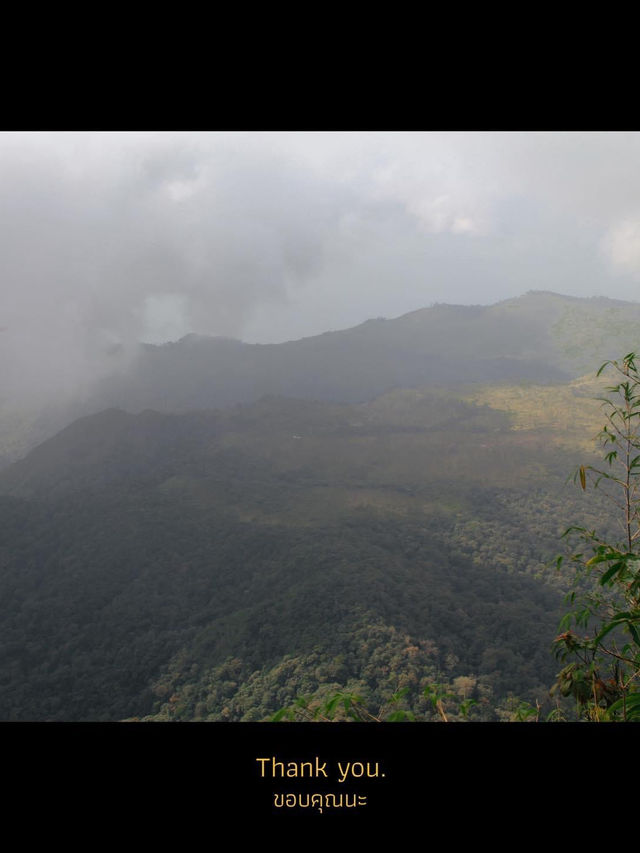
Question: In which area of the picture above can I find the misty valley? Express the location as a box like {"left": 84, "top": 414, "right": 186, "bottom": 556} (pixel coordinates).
{"left": 0, "top": 290, "right": 634, "bottom": 721}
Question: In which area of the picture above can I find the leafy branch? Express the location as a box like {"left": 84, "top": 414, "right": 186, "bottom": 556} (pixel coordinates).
{"left": 554, "top": 353, "right": 640, "bottom": 720}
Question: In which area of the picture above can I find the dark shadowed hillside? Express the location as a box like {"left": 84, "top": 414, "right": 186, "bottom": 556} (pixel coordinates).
{"left": 0, "top": 372, "right": 617, "bottom": 720}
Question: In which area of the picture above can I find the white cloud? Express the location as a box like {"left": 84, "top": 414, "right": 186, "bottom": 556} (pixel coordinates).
{"left": 603, "top": 219, "right": 640, "bottom": 275}
{"left": 3, "top": 130, "right": 640, "bottom": 400}
{"left": 142, "top": 293, "right": 190, "bottom": 343}
{"left": 451, "top": 216, "right": 478, "bottom": 235}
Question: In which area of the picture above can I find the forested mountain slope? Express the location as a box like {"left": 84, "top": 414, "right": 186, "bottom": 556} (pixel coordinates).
{"left": 0, "top": 378, "right": 615, "bottom": 720}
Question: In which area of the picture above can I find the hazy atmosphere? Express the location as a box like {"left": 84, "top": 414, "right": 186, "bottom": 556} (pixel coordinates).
{"left": 4, "top": 129, "right": 640, "bottom": 730}
{"left": 2, "top": 130, "right": 640, "bottom": 402}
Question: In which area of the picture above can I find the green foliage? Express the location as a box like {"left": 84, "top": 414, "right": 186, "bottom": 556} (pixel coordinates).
{"left": 0, "top": 355, "right": 594, "bottom": 720}
{"left": 269, "top": 682, "right": 478, "bottom": 723}
{"left": 493, "top": 696, "right": 541, "bottom": 722}
{"left": 269, "top": 689, "right": 414, "bottom": 722}
{"left": 0, "top": 463, "right": 566, "bottom": 720}
{"left": 269, "top": 681, "right": 548, "bottom": 723}
{"left": 554, "top": 353, "right": 640, "bottom": 720}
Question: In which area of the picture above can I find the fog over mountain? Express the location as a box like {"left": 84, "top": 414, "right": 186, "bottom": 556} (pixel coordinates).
{"left": 3, "top": 131, "right": 640, "bottom": 410}
{"left": 4, "top": 132, "right": 640, "bottom": 723}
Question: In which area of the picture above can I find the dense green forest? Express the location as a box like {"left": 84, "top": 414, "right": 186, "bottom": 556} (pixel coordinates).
{"left": 1, "top": 291, "right": 638, "bottom": 722}
{"left": 0, "top": 378, "right": 615, "bottom": 720}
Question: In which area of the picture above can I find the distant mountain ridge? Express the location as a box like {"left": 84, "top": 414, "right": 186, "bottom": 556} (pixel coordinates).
{"left": 87, "top": 290, "right": 640, "bottom": 412}
{"left": 3, "top": 290, "right": 640, "bottom": 469}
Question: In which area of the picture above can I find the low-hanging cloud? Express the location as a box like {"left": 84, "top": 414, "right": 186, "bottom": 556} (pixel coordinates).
{"left": 2, "top": 131, "right": 640, "bottom": 405}
{"left": 0, "top": 132, "right": 359, "bottom": 402}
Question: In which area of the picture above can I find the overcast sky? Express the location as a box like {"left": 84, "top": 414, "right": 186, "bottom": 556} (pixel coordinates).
{"left": 2, "top": 130, "right": 640, "bottom": 400}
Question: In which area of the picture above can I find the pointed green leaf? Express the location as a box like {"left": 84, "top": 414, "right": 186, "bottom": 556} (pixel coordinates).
{"left": 599, "top": 561, "right": 626, "bottom": 585}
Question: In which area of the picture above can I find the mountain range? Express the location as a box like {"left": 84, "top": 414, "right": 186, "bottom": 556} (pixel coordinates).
{"left": 0, "top": 290, "right": 635, "bottom": 720}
